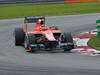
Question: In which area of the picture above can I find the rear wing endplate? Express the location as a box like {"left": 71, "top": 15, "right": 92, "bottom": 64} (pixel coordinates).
{"left": 24, "top": 16, "right": 45, "bottom": 23}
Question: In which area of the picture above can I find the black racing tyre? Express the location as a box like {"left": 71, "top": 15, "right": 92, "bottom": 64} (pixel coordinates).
{"left": 24, "top": 37, "right": 30, "bottom": 49}
{"left": 24, "top": 34, "right": 36, "bottom": 52}
{"left": 14, "top": 28, "right": 25, "bottom": 46}
{"left": 63, "top": 33, "right": 73, "bottom": 43}
{"left": 62, "top": 32, "right": 74, "bottom": 51}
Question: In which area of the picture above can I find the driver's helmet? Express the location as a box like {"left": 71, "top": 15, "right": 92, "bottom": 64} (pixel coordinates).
{"left": 35, "top": 19, "right": 44, "bottom": 27}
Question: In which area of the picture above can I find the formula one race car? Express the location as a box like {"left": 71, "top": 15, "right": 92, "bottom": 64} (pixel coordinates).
{"left": 14, "top": 16, "right": 74, "bottom": 52}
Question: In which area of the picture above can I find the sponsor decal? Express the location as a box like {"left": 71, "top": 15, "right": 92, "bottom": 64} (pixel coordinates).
{"left": 45, "top": 31, "right": 56, "bottom": 41}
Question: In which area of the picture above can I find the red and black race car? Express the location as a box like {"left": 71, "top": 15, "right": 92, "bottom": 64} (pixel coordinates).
{"left": 14, "top": 16, "right": 74, "bottom": 52}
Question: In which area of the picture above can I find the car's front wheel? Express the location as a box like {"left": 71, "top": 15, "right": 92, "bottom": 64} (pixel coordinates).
{"left": 24, "top": 37, "right": 29, "bottom": 49}
{"left": 24, "top": 35, "right": 36, "bottom": 53}
{"left": 61, "top": 32, "right": 74, "bottom": 52}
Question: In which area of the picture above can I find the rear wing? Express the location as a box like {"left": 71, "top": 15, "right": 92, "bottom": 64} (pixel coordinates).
{"left": 24, "top": 16, "right": 45, "bottom": 23}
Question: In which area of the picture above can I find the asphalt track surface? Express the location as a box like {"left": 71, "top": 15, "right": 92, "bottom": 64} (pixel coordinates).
{"left": 0, "top": 14, "right": 100, "bottom": 75}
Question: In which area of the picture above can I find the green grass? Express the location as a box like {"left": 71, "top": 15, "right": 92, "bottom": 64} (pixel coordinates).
{"left": 0, "top": 2, "right": 100, "bottom": 19}
{"left": 88, "top": 37, "right": 100, "bottom": 50}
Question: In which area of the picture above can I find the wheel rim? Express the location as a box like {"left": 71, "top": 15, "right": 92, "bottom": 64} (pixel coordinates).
{"left": 24, "top": 38, "right": 28, "bottom": 49}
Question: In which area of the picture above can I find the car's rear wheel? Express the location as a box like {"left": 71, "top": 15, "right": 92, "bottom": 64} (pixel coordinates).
{"left": 61, "top": 32, "right": 74, "bottom": 52}
{"left": 14, "top": 28, "right": 25, "bottom": 46}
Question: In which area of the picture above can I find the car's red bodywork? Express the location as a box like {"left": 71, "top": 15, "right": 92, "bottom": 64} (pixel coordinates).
{"left": 24, "top": 23, "right": 61, "bottom": 41}
{"left": 14, "top": 16, "right": 74, "bottom": 52}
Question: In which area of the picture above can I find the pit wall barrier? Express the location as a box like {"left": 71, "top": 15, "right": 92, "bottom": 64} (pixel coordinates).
{"left": 64, "top": 0, "right": 100, "bottom": 3}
